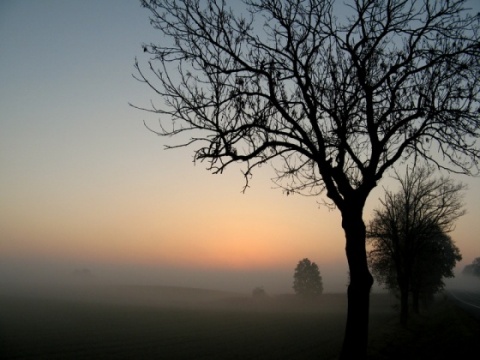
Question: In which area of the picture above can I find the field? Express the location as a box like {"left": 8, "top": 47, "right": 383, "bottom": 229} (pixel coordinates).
{"left": 0, "top": 285, "right": 478, "bottom": 359}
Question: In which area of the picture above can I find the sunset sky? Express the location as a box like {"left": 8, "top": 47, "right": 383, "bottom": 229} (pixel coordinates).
{"left": 1, "top": 0, "right": 479, "bottom": 294}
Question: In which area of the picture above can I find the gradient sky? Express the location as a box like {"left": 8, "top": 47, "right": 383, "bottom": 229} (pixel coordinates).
{"left": 1, "top": 0, "right": 479, "bottom": 294}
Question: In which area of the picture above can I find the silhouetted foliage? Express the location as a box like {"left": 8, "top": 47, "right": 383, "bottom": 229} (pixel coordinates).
{"left": 368, "top": 166, "right": 464, "bottom": 325}
{"left": 463, "top": 257, "right": 480, "bottom": 277}
{"left": 134, "top": 1, "right": 480, "bottom": 358}
{"left": 293, "top": 258, "right": 323, "bottom": 297}
{"left": 411, "top": 229, "right": 461, "bottom": 309}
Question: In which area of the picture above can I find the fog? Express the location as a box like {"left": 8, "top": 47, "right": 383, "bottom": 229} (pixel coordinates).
{"left": 0, "top": 263, "right": 358, "bottom": 360}
{"left": 445, "top": 272, "right": 480, "bottom": 292}
{"left": 1, "top": 258, "right": 477, "bottom": 360}
{"left": 0, "top": 257, "right": 351, "bottom": 298}
{"left": 8, "top": 254, "right": 466, "bottom": 300}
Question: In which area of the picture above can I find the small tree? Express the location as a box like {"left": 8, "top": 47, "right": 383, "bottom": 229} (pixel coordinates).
{"left": 463, "top": 257, "right": 480, "bottom": 277}
{"left": 293, "top": 258, "right": 323, "bottom": 297}
{"left": 367, "top": 166, "right": 464, "bottom": 324}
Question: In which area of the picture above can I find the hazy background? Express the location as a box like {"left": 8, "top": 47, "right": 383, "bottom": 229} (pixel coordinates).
{"left": 1, "top": 0, "right": 479, "bottom": 295}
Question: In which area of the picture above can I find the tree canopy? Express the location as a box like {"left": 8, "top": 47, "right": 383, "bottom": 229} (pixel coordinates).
{"left": 135, "top": 0, "right": 480, "bottom": 200}
{"left": 293, "top": 258, "right": 324, "bottom": 297}
{"left": 410, "top": 230, "right": 462, "bottom": 303}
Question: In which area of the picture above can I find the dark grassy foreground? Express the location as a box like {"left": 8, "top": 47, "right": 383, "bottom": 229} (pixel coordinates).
{"left": 0, "top": 285, "right": 478, "bottom": 359}
{"left": 368, "top": 294, "right": 480, "bottom": 360}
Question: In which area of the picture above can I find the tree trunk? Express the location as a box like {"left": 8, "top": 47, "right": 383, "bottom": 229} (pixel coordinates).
{"left": 340, "top": 207, "right": 374, "bottom": 360}
{"left": 399, "top": 285, "right": 409, "bottom": 326}
{"left": 412, "top": 289, "right": 420, "bottom": 314}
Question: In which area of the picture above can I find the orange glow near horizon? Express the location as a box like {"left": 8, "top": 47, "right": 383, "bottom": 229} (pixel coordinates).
{"left": 0, "top": 179, "right": 347, "bottom": 274}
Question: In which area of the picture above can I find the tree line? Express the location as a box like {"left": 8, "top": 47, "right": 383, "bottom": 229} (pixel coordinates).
{"left": 367, "top": 166, "right": 464, "bottom": 325}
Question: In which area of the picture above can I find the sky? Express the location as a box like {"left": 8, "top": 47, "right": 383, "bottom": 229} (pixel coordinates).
{"left": 1, "top": 0, "right": 479, "bottom": 294}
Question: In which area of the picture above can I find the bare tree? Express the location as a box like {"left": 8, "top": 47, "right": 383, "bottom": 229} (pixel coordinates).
{"left": 367, "top": 166, "right": 464, "bottom": 325}
{"left": 133, "top": 1, "right": 480, "bottom": 358}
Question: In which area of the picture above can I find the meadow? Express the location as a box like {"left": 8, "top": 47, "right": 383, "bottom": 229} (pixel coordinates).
{"left": 0, "top": 285, "right": 478, "bottom": 359}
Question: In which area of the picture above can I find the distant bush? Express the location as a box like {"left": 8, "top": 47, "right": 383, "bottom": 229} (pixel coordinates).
{"left": 252, "top": 287, "right": 267, "bottom": 298}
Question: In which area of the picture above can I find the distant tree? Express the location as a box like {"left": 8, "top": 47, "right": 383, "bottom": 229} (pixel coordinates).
{"left": 367, "top": 166, "right": 464, "bottom": 325}
{"left": 134, "top": 1, "right": 480, "bottom": 357}
{"left": 293, "top": 258, "right": 323, "bottom": 297}
{"left": 463, "top": 257, "right": 480, "bottom": 277}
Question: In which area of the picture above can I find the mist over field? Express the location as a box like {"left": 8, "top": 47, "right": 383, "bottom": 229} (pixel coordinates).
{"left": 0, "top": 265, "right": 394, "bottom": 360}
{"left": 2, "top": 269, "right": 478, "bottom": 360}
{"left": 6, "top": 255, "right": 477, "bottom": 300}
{"left": 0, "top": 256, "right": 351, "bottom": 296}
{"left": 1, "top": 254, "right": 478, "bottom": 360}
{"left": 445, "top": 273, "right": 480, "bottom": 292}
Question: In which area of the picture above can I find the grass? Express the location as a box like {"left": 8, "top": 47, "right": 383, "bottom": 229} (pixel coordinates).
{"left": 368, "top": 294, "right": 480, "bottom": 360}
{"left": 0, "top": 285, "right": 478, "bottom": 359}
{"left": 0, "top": 289, "right": 345, "bottom": 359}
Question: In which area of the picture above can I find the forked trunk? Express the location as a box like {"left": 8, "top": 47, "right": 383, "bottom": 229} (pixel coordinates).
{"left": 340, "top": 207, "right": 374, "bottom": 360}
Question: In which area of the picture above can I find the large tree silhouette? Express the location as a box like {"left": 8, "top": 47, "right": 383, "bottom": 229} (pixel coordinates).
{"left": 133, "top": 1, "right": 480, "bottom": 358}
